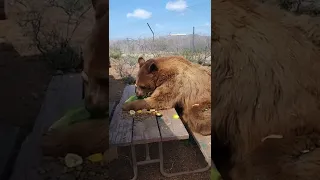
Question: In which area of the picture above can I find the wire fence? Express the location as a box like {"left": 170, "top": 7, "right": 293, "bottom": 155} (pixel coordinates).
{"left": 109, "top": 28, "right": 211, "bottom": 81}
{"left": 109, "top": 28, "right": 211, "bottom": 66}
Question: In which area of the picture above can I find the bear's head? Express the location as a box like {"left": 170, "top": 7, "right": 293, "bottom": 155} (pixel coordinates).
{"left": 135, "top": 57, "right": 160, "bottom": 98}
{"left": 82, "top": 0, "right": 109, "bottom": 118}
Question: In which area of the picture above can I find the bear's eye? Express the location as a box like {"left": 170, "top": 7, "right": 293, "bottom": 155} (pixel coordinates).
{"left": 139, "top": 86, "right": 147, "bottom": 90}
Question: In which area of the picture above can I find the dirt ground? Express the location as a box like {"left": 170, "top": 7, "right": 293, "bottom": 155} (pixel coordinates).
{"left": 0, "top": 41, "right": 52, "bottom": 129}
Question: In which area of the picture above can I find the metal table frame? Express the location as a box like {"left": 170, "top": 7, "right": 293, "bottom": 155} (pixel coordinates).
{"left": 130, "top": 141, "right": 211, "bottom": 180}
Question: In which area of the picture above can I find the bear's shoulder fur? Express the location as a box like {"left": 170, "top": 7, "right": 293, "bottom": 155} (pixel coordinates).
{"left": 212, "top": 0, "right": 320, "bottom": 178}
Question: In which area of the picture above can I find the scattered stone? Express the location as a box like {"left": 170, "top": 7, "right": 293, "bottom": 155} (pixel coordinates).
{"left": 65, "top": 153, "right": 83, "bottom": 168}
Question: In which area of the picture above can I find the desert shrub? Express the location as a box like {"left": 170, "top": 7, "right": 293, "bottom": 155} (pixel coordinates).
{"left": 109, "top": 48, "right": 122, "bottom": 59}
{"left": 13, "top": 0, "right": 91, "bottom": 71}
{"left": 111, "top": 54, "right": 138, "bottom": 83}
{"left": 181, "top": 48, "right": 211, "bottom": 66}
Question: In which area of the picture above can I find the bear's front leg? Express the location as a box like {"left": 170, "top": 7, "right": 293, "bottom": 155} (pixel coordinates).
{"left": 122, "top": 99, "right": 151, "bottom": 111}
{"left": 122, "top": 97, "right": 173, "bottom": 111}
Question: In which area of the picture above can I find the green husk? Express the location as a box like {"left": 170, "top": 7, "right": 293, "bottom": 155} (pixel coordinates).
{"left": 210, "top": 168, "right": 221, "bottom": 180}
{"left": 125, "top": 95, "right": 146, "bottom": 103}
{"left": 48, "top": 106, "right": 91, "bottom": 131}
{"left": 48, "top": 105, "right": 108, "bottom": 131}
{"left": 125, "top": 95, "right": 139, "bottom": 103}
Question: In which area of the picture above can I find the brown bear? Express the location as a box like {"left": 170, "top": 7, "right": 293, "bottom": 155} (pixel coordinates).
{"left": 82, "top": 0, "right": 109, "bottom": 117}
{"left": 212, "top": 0, "right": 320, "bottom": 179}
{"left": 122, "top": 56, "right": 211, "bottom": 136}
{"left": 41, "top": 0, "right": 110, "bottom": 157}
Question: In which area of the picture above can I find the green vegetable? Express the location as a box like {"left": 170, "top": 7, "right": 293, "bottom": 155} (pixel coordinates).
{"left": 125, "top": 95, "right": 139, "bottom": 103}
{"left": 211, "top": 168, "right": 221, "bottom": 180}
{"left": 125, "top": 95, "right": 145, "bottom": 103}
{"left": 48, "top": 105, "right": 109, "bottom": 131}
{"left": 49, "top": 106, "right": 91, "bottom": 131}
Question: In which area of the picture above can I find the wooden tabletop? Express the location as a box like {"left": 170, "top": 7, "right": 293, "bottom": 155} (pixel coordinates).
{"left": 10, "top": 74, "right": 83, "bottom": 180}
{"left": 109, "top": 85, "right": 189, "bottom": 146}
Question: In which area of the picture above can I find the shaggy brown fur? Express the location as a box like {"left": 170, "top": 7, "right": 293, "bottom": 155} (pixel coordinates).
{"left": 41, "top": 0, "right": 110, "bottom": 157}
{"left": 230, "top": 132, "right": 320, "bottom": 180}
{"left": 122, "top": 56, "right": 211, "bottom": 136}
{"left": 212, "top": 0, "right": 320, "bottom": 179}
{"left": 82, "top": 0, "right": 109, "bottom": 117}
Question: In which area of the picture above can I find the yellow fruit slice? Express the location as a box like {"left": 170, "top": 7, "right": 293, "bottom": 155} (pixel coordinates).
{"left": 87, "top": 153, "right": 103, "bottom": 163}
{"left": 156, "top": 112, "right": 162, "bottom": 117}
{"left": 173, "top": 114, "right": 179, "bottom": 119}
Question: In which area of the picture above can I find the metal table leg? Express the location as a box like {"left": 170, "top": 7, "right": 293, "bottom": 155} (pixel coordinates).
{"left": 145, "top": 144, "right": 151, "bottom": 161}
{"left": 130, "top": 144, "right": 138, "bottom": 180}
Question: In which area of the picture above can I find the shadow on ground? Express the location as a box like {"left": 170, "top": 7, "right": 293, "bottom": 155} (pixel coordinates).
{"left": 0, "top": 40, "right": 53, "bottom": 179}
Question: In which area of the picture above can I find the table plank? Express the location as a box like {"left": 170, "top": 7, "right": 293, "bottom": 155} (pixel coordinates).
{"left": 191, "top": 132, "right": 211, "bottom": 164}
{"left": 109, "top": 101, "right": 116, "bottom": 119}
{"left": 157, "top": 109, "right": 189, "bottom": 141}
{"left": 132, "top": 115, "right": 161, "bottom": 144}
{"left": 10, "top": 74, "right": 83, "bottom": 180}
{"left": 121, "top": 85, "right": 161, "bottom": 144}
{"left": 109, "top": 85, "right": 135, "bottom": 146}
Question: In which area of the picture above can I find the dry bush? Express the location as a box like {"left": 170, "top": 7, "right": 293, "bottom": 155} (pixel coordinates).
{"left": 110, "top": 54, "right": 137, "bottom": 84}
{"left": 13, "top": 0, "right": 92, "bottom": 71}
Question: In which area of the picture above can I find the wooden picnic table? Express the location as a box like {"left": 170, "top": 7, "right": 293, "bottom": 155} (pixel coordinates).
{"left": 109, "top": 85, "right": 211, "bottom": 180}
{"left": 10, "top": 74, "right": 83, "bottom": 180}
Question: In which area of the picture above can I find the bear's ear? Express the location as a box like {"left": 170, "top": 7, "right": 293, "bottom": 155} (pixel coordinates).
{"left": 138, "top": 57, "right": 145, "bottom": 68}
{"left": 92, "top": 0, "right": 108, "bottom": 20}
{"left": 148, "top": 63, "right": 158, "bottom": 73}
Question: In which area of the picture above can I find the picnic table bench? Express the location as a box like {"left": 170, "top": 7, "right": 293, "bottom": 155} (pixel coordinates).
{"left": 109, "top": 85, "right": 211, "bottom": 179}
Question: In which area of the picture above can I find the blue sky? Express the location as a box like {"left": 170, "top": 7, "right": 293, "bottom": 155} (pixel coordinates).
{"left": 109, "top": 0, "right": 211, "bottom": 40}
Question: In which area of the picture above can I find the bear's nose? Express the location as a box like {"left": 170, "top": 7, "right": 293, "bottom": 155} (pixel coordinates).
{"left": 135, "top": 91, "right": 144, "bottom": 98}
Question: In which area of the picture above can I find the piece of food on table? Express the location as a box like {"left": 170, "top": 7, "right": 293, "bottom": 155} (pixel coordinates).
{"left": 156, "top": 112, "right": 162, "bottom": 117}
{"left": 129, "top": 110, "right": 136, "bottom": 115}
{"left": 173, "top": 114, "right": 180, "bottom": 119}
